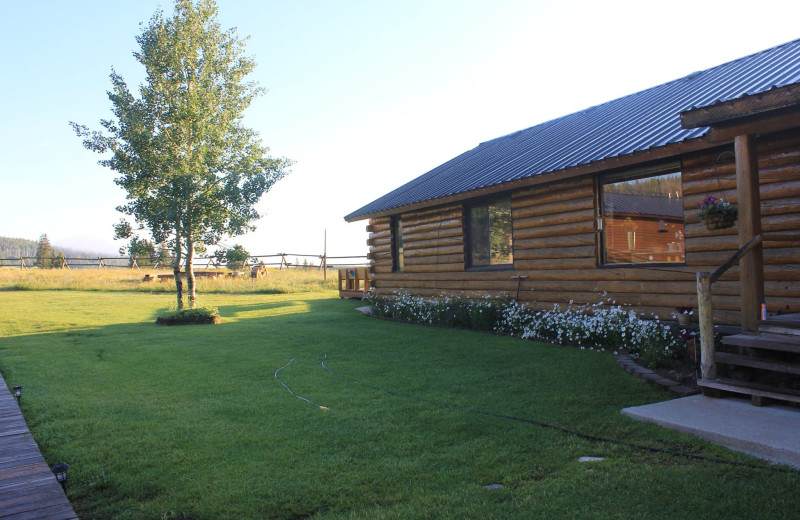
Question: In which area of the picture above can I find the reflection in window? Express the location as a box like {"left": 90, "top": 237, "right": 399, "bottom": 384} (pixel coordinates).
{"left": 468, "top": 197, "right": 513, "bottom": 267}
{"left": 602, "top": 172, "right": 685, "bottom": 265}
{"left": 391, "top": 216, "right": 403, "bottom": 272}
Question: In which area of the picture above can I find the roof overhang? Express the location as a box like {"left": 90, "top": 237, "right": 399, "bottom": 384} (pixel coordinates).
{"left": 680, "top": 83, "right": 800, "bottom": 128}
{"left": 680, "top": 83, "right": 800, "bottom": 143}
{"left": 344, "top": 136, "right": 713, "bottom": 222}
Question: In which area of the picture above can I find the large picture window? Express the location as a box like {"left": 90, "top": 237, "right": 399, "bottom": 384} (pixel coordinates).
{"left": 601, "top": 171, "right": 685, "bottom": 265}
{"left": 391, "top": 216, "right": 403, "bottom": 272}
{"left": 466, "top": 196, "right": 513, "bottom": 268}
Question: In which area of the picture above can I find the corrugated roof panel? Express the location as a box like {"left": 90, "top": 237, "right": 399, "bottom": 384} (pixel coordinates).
{"left": 346, "top": 38, "right": 800, "bottom": 220}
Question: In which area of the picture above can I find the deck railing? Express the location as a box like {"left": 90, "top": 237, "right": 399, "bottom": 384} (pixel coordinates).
{"left": 696, "top": 234, "right": 762, "bottom": 379}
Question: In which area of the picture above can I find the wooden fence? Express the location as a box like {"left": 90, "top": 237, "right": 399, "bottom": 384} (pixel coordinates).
{"left": 0, "top": 253, "right": 368, "bottom": 270}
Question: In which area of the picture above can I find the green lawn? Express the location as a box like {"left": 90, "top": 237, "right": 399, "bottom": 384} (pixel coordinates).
{"left": 0, "top": 289, "right": 798, "bottom": 519}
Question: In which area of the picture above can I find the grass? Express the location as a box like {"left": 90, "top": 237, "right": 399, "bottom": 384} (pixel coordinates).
{"left": 0, "top": 279, "right": 798, "bottom": 519}
{"left": 0, "top": 266, "right": 338, "bottom": 294}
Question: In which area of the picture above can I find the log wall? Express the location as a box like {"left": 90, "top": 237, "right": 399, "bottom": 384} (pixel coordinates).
{"left": 365, "top": 130, "right": 800, "bottom": 325}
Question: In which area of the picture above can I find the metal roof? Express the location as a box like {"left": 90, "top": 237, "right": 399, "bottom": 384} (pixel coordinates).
{"left": 346, "top": 38, "right": 800, "bottom": 222}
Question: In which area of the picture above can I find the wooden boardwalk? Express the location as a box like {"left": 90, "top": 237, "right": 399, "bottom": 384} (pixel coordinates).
{"left": 0, "top": 375, "right": 78, "bottom": 519}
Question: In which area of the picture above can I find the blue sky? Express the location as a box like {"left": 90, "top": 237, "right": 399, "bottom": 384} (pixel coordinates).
{"left": 1, "top": 0, "right": 799, "bottom": 258}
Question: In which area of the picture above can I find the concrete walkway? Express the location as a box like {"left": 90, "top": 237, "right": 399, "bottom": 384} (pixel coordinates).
{"left": 622, "top": 394, "right": 800, "bottom": 469}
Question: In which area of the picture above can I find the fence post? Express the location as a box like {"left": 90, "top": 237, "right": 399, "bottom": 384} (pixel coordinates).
{"left": 696, "top": 272, "right": 716, "bottom": 380}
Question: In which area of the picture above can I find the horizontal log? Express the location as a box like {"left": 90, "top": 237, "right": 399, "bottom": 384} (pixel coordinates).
{"left": 762, "top": 197, "right": 800, "bottom": 217}
{"left": 685, "top": 211, "right": 800, "bottom": 234}
{"left": 513, "top": 245, "right": 596, "bottom": 261}
{"left": 757, "top": 163, "right": 800, "bottom": 186}
{"left": 368, "top": 243, "right": 391, "bottom": 253}
{"left": 403, "top": 204, "right": 462, "bottom": 221}
{"left": 761, "top": 180, "right": 800, "bottom": 201}
{"left": 765, "top": 280, "right": 800, "bottom": 298}
{"left": 514, "top": 208, "right": 594, "bottom": 231}
{"left": 682, "top": 174, "right": 736, "bottom": 196}
{"left": 684, "top": 221, "right": 737, "bottom": 239}
{"left": 685, "top": 230, "right": 798, "bottom": 253}
{"left": 404, "top": 245, "right": 464, "bottom": 258}
{"left": 514, "top": 220, "right": 595, "bottom": 240}
{"left": 764, "top": 247, "right": 800, "bottom": 265}
{"left": 432, "top": 280, "right": 521, "bottom": 291}
{"left": 401, "top": 217, "right": 463, "bottom": 236}
{"left": 514, "top": 233, "right": 596, "bottom": 250}
{"left": 685, "top": 234, "right": 736, "bottom": 253}
{"left": 512, "top": 196, "right": 594, "bottom": 220}
{"left": 404, "top": 253, "right": 465, "bottom": 265}
{"left": 372, "top": 264, "right": 393, "bottom": 274}
{"left": 512, "top": 183, "right": 594, "bottom": 209}
{"left": 370, "top": 237, "right": 391, "bottom": 248}
{"left": 370, "top": 222, "right": 391, "bottom": 233}
{"left": 763, "top": 212, "right": 800, "bottom": 232}
{"left": 682, "top": 161, "right": 735, "bottom": 177}
{"left": 404, "top": 263, "right": 465, "bottom": 274}
{"left": 403, "top": 236, "right": 464, "bottom": 250}
{"left": 763, "top": 230, "right": 800, "bottom": 244}
{"left": 369, "top": 229, "right": 391, "bottom": 241}
{"left": 684, "top": 175, "right": 800, "bottom": 207}
{"left": 515, "top": 257, "right": 597, "bottom": 270}
{"left": 403, "top": 226, "right": 463, "bottom": 243}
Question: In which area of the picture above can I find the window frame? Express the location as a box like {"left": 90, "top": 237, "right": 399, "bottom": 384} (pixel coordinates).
{"left": 391, "top": 215, "right": 404, "bottom": 272}
{"left": 464, "top": 194, "right": 514, "bottom": 271}
{"left": 598, "top": 164, "right": 686, "bottom": 268}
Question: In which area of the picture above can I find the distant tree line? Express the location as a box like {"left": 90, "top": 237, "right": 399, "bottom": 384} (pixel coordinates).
{"left": 0, "top": 236, "right": 39, "bottom": 258}
{"left": 0, "top": 234, "right": 113, "bottom": 266}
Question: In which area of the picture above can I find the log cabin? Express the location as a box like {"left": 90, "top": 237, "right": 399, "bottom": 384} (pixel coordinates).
{"left": 345, "top": 39, "right": 800, "bottom": 402}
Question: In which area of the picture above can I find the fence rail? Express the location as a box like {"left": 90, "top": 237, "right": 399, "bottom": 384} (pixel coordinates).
{"left": 0, "top": 252, "right": 368, "bottom": 270}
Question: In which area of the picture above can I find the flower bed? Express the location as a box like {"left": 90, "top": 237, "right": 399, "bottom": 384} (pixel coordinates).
{"left": 364, "top": 291, "right": 683, "bottom": 368}
{"left": 156, "top": 305, "right": 221, "bottom": 325}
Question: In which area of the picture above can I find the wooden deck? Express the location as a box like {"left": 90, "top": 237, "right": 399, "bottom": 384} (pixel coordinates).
{"left": 0, "top": 375, "right": 78, "bottom": 519}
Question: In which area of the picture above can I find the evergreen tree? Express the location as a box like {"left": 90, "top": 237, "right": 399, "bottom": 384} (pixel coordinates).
{"left": 35, "top": 234, "right": 53, "bottom": 269}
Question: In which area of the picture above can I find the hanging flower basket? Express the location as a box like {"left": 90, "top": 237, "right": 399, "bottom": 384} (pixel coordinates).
{"left": 702, "top": 211, "right": 738, "bottom": 230}
{"left": 697, "top": 195, "right": 738, "bottom": 231}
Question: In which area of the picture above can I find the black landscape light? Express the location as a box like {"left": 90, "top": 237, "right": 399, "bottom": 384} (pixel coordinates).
{"left": 51, "top": 462, "right": 70, "bottom": 491}
{"left": 13, "top": 385, "right": 22, "bottom": 405}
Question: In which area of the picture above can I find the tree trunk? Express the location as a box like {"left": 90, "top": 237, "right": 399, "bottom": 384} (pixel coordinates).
{"left": 174, "top": 231, "right": 184, "bottom": 310}
{"left": 185, "top": 237, "right": 197, "bottom": 308}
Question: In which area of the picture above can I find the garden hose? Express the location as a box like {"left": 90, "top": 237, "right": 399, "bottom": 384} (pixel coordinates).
{"left": 320, "top": 354, "right": 797, "bottom": 474}
{"left": 274, "top": 357, "right": 329, "bottom": 410}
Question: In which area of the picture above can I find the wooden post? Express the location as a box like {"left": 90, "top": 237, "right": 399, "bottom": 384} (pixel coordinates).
{"left": 734, "top": 134, "right": 764, "bottom": 332}
{"left": 20, "top": 257, "right": 26, "bottom": 269}
{"left": 696, "top": 272, "right": 716, "bottom": 380}
{"left": 323, "top": 229, "right": 327, "bottom": 281}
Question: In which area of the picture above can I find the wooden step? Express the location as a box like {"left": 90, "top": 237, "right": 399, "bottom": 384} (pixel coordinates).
{"left": 760, "top": 313, "right": 800, "bottom": 335}
{"left": 714, "top": 352, "right": 800, "bottom": 376}
{"left": 759, "top": 324, "right": 800, "bottom": 336}
{"left": 721, "top": 333, "right": 800, "bottom": 353}
{"left": 698, "top": 378, "right": 800, "bottom": 405}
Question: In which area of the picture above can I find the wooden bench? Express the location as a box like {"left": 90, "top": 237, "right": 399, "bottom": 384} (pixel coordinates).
{"left": 147, "top": 272, "right": 222, "bottom": 282}
{"left": 338, "top": 267, "right": 371, "bottom": 298}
